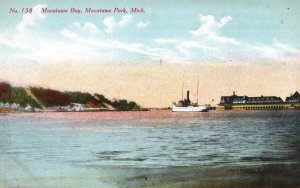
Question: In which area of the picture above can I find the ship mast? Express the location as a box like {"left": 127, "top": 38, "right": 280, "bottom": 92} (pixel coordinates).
{"left": 197, "top": 74, "right": 199, "bottom": 105}
{"left": 181, "top": 75, "right": 184, "bottom": 101}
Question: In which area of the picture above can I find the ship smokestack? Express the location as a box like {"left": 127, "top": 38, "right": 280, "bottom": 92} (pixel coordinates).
{"left": 187, "top": 90, "right": 190, "bottom": 101}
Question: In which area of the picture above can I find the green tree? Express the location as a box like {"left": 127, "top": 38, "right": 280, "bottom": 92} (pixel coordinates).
{"left": 112, "top": 99, "right": 141, "bottom": 111}
{"left": 94, "top": 93, "right": 112, "bottom": 105}
{"left": 65, "top": 92, "right": 98, "bottom": 104}
{"left": 9, "top": 87, "right": 41, "bottom": 108}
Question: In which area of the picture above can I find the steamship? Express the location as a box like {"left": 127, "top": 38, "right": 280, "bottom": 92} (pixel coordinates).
{"left": 172, "top": 90, "right": 208, "bottom": 112}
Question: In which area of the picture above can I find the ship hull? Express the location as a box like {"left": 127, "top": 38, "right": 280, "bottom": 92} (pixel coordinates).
{"left": 172, "top": 105, "right": 208, "bottom": 112}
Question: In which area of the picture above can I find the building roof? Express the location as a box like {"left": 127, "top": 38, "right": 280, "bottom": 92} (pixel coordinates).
{"left": 286, "top": 91, "right": 300, "bottom": 101}
{"left": 220, "top": 92, "right": 283, "bottom": 104}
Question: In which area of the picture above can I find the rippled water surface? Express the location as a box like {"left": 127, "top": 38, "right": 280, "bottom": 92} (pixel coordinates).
{"left": 0, "top": 110, "right": 300, "bottom": 187}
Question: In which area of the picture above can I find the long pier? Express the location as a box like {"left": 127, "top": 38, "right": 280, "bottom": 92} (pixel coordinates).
{"left": 217, "top": 103, "right": 300, "bottom": 110}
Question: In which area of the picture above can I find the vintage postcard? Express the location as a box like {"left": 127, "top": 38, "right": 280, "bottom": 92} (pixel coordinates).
{"left": 0, "top": 0, "right": 300, "bottom": 187}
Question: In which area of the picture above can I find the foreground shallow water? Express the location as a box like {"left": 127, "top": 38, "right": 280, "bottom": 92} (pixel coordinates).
{"left": 0, "top": 110, "right": 300, "bottom": 187}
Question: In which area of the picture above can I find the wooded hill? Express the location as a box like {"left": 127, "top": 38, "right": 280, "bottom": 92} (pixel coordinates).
{"left": 0, "top": 82, "right": 141, "bottom": 111}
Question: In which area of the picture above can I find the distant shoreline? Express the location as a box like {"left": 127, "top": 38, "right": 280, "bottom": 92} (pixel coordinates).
{"left": 2, "top": 108, "right": 300, "bottom": 114}
{"left": 0, "top": 108, "right": 151, "bottom": 113}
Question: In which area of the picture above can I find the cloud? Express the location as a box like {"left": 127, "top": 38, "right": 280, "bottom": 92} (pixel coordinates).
{"left": 154, "top": 38, "right": 178, "bottom": 44}
{"left": 153, "top": 15, "right": 240, "bottom": 61}
{"left": 118, "top": 15, "right": 133, "bottom": 27}
{"left": 60, "top": 28, "right": 80, "bottom": 41}
{"left": 136, "top": 21, "right": 149, "bottom": 29}
{"left": 103, "top": 15, "right": 133, "bottom": 33}
{"left": 191, "top": 15, "right": 231, "bottom": 36}
{"left": 60, "top": 27, "right": 153, "bottom": 56}
{"left": 1, "top": 4, "right": 48, "bottom": 51}
{"left": 103, "top": 16, "right": 117, "bottom": 33}
{"left": 70, "top": 22, "right": 100, "bottom": 35}
{"left": 0, "top": 33, "right": 8, "bottom": 46}
{"left": 154, "top": 38, "right": 217, "bottom": 55}
{"left": 176, "top": 40, "right": 217, "bottom": 53}
{"left": 82, "top": 23, "right": 100, "bottom": 34}
{"left": 188, "top": 15, "right": 299, "bottom": 61}
{"left": 251, "top": 41, "right": 300, "bottom": 61}
{"left": 1, "top": 6, "right": 156, "bottom": 62}
{"left": 191, "top": 15, "right": 240, "bottom": 45}
{"left": 2, "top": 6, "right": 300, "bottom": 65}
{"left": 17, "top": 4, "right": 46, "bottom": 33}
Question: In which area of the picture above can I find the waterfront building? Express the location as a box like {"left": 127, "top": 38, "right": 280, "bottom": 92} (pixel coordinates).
{"left": 220, "top": 92, "right": 283, "bottom": 105}
{"left": 217, "top": 91, "right": 300, "bottom": 110}
{"left": 286, "top": 91, "right": 300, "bottom": 103}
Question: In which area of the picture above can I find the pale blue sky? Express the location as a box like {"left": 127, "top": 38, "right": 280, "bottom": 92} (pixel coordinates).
{"left": 0, "top": 0, "right": 299, "bottom": 63}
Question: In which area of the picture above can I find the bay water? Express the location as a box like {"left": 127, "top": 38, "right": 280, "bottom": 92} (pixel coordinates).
{"left": 0, "top": 110, "right": 299, "bottom": 187}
